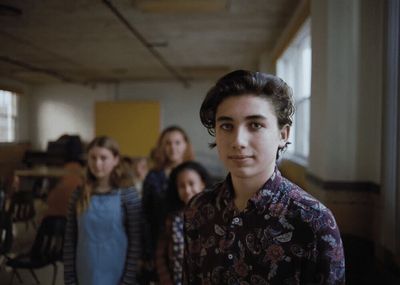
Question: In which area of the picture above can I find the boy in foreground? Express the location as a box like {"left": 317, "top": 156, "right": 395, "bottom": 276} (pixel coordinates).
{"left": 183, "top": 70, "right": 345, "bottom": 285}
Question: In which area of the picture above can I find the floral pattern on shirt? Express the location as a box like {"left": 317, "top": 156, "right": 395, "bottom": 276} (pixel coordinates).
{"left": 183, "top": 169, "right": 345, "bottom": 285}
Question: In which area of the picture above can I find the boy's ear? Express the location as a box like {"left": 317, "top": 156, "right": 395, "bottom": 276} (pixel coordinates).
{"left": 279, "top": 125, "right": 290, "bottom": 147}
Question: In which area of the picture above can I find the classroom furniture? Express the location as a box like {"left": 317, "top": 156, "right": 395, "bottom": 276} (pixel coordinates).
{"left": 22, "top": 135, "right": 84, "bottom": 167}
{"left": 6, "top": 215, "right": 66, "bottom": 285}
{"left": 0, "top": 212, "right": 13, "bottom": 270}
{"left": 8, "top": 191, "right": 36, "bottom": 231}
{"left": 14, "top": 167, "right": 66, "bottom": 178}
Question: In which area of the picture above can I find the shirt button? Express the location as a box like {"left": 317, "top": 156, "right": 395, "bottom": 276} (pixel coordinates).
{"left": 228, "top": 254, "right": 233, "bottom": 260}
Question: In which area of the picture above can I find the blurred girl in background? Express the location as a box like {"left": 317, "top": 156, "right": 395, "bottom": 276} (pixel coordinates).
{"left": 121, "top": 156, "right": 149, "bottom": 197}
{"left": 140, "top": 126, "right": 194, "bottom": 284}
{"left": 64, "top": 136, "right": 141, "bottom": 285}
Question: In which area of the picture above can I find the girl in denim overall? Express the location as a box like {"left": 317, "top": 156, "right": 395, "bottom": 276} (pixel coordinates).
{"left": 64, "top": 136, "right": 141, "bottom": 285}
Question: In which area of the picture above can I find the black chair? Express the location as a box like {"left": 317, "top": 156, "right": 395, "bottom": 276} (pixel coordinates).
{"left": 6, "top": 215, "right": 66, "bottom": 285}
{"left": 0, "top": 211, "right": 13, "bottom": 269}
{"left": 8, "top": 191, "right": 36, "bottom": 231}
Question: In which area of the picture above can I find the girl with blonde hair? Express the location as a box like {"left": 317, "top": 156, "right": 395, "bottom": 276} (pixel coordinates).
{"left": 64, "top": 136, "right": 141, "bottom": 285}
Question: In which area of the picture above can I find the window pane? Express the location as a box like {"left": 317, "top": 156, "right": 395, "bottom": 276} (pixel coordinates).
{"left": 301, "top": 45, "right": 311, "bottom": 98}
{"left": 0, "top": 90, "right": 18, "bottom": 142}
{"left": 276, "top": 18, "right": 311, "bottom": 161}
{"left": 295, "top": 99, "right": 310, "bottom": 158}
{"left": 12, "top": 94, "right": 17, "bottom": 115}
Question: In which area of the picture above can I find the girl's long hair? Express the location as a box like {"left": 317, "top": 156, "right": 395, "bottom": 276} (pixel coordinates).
{"left": 152, "top": 126, "right": 194, "bottom": 171}
{"left": 76, "top": 136, "right": 133, "bottom": 214}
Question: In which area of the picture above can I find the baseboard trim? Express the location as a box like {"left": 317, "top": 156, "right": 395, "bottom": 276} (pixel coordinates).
{"left": 306, "top": 173, "right": 380, "bottom": 193}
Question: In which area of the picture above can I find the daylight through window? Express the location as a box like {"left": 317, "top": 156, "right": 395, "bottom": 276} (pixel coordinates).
{"left": 276, "top": 18, "right": 311, "bottom": 161}
{"left": 0, "top": 90, "right": 18, "bottom": 142}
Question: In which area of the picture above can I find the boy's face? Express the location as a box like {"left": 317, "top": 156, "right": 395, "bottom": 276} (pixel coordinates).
{"left": 215, "top": 95, "right": 289, "bottom": 182}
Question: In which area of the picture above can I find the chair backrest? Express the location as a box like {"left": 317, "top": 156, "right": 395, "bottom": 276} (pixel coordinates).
{"left": 0, "top": 211, "right": 13, "bottom": 254}
{"left": 30, "top": 215, "right": 66, "bottom": 263}
{"left": 8, "top": 191, "right": 36, "bottom": 222}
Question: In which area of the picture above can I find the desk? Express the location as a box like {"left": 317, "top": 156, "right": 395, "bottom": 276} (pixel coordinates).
{"left": 15, "top": 167, "right": 67, "bottom": 178}
{"left": 13, "top": 165, "right": 83, "bottom": 204}
{"left": 14, "top": 167, "right": 68, "bottom": 195}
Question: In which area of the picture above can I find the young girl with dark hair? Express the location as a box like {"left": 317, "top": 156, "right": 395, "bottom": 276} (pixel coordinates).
{"left": 63, "top": 136, "right": 141, "bottom": 285}
{"left": 156, "top": 161, "right": 210, "bottom": 285}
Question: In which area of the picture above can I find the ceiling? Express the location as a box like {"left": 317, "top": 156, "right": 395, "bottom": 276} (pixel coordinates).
{"left": 0, "top": 0, "right": 299, "bottom": 87}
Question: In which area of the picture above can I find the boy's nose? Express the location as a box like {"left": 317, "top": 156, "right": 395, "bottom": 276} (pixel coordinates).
{"left": 232, "top": 127, "right": 248, "bottom": 149}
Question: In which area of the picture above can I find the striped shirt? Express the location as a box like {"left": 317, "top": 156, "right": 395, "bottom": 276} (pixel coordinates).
{"left": 63, "top": 187, "right": 142, "bottom": 285}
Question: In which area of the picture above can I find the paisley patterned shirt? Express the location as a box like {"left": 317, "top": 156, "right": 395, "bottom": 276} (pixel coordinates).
{"left": 183, "top": 169, "right": 345, "bottom": 285}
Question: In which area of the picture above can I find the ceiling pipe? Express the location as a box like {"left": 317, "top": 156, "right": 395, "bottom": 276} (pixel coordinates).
{"left": 0, "top": 56, "right": 88, "bottom": 86}
{"left": 102, "top": 0, "right": 190, "bottom": 88}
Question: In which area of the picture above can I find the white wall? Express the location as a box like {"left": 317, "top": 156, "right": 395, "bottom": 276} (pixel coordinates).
{"left": 310, "top": 0, "right": 382, "bottom": 184}
{"left": 29, "top": 80, "right": 226, "bottom": 177}
{"left": 356, "top": 0, "right": 383, "bottom": 183}
{"left": 30, "top": 84, "right": 112, "bottom": 149}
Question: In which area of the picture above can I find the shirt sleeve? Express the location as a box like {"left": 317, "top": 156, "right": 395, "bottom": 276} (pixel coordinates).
{"left": 120, "top": 188, "right": 142, "bottom": 285}
{"left": 63, "top": 189, "right": 80, "bottom": 285}
{"left": 304, "top": 209, "right": 346, "bottom": 285}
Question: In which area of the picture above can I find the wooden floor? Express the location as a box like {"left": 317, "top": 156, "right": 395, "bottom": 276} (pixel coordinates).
{"left": 343, "top": 234, "right": 400, "bottom": 285}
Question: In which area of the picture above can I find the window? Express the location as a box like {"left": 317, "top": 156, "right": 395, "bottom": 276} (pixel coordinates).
{"left": 0, "top": 90, "right": 18, "bottom": 142}
{"left": 276, "top": 19, "right": 311, "bottom": 162}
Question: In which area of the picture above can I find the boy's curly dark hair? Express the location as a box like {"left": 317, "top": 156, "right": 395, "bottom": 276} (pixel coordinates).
{"left": 199, "top": 70, "right": 295, "bottom": 157}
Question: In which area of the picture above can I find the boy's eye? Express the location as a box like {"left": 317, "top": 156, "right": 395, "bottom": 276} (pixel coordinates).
{"left": 220, "top": 123, "right": 233, "bottom": 131}
{"left": 250, "top": 122, "right": 263, "bottom": 129}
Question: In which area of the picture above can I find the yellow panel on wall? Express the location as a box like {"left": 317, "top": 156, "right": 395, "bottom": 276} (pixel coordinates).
{"left": 95, "top": 101, "right": 160, "bottom": 157}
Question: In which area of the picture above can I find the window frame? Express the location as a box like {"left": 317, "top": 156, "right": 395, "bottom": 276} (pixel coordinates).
{"left": 276, "top": 18, "right": 311, "bottom": 165}
{"left": 0, "top": 89, "right": 19, "bottom": 143}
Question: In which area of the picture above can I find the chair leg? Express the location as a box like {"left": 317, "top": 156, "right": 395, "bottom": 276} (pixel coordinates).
{"left": 52, "top": 263, "right": 58, "bottom": 285}
{"left": 30, "top": 269, "right": 40, "bottom": 284}
{"left": 8, "top": 270, "right": 14, "bottom": 285}
{"left": 10, "top": 269, "right": 23, "bottom": 284}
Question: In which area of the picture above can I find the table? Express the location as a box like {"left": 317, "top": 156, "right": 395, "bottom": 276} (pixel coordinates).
{"left": 15, "top": 167, "right": 67, "bottom": 178}
{"left": 14, "top": 167, "right": 68, "bottom": 196}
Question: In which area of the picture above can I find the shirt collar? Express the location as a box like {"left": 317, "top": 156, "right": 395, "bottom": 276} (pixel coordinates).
{"left": 218, "top": 167, "right": 283, "bottom": 211}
